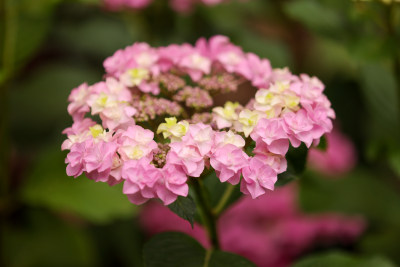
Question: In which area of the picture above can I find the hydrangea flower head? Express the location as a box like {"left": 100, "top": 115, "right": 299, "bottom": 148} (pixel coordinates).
{"left": 62, "top": 35, "right": 334, "bottom": 206}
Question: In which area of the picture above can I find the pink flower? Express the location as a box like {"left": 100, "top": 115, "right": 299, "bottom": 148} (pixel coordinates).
{"left": 179, "top": 52, "right": 212, "bottom": 81}
{"left": 103, "top": 42, "right": 158, "bottom": 77}
{"left": 84, "top": 140, "right": 118, "bottom": 182}
{"left": 210, "top": 144, "right": 249, "bottom": 185}
{"left": 100, "top": 105, "right": 137, "bottom": 130}
{"left": 65, "top": 138, "right": 118, "bottom": 184}
{"left": 282, "top": 110, "right": 315, "bottom": 148}
{"left": 117, "top": 125, "right": 158, "bottom": 161}
{"left": 169, "top": 0, "right": 195, "bottom": 13}
{"left": 63, "top": 35, "right": 335, "bottom": 207}
{"left": 158, "top": 43, "right": 192, "bottom": 71}
{"left": 138, "top": 81, "right": 160, "bottom": 95}
{"left": 253, "top": 141, "right": 287, "bottom": 174}
{"left": 236, "top": 53, "right": 272, "bottom": 88}
{"left": 122, "top": 157, "right": 161, "bottom": 204}
{"left": 251, "top": 118, "right": 289, "bottom": 155}
{"left": 303, "top": 102, "right": 334, "bottom": 135}
{"left": 308, "top": 128, "right": 357, "bottom": 176}
{"left": 182, "top": 123, "right": 214, "bottom": 157}
{"left": 167, "top": 142, "right": 205, "bottom": 177}
{"left": 213, "top": 130, "right": 245, "bottom": 150}
{"left": 195, "top": 35, "right": 245, "bottom": 72}
{"left": 104, "top": 0, "right": 152, "bottom": 10}
{"left": 61, "top": 118, "right": 97, "bottom": 150}
{"left": 155, "top": 164, "right": 189, "bottom": 205}
{"left": 67, "top": 83, "right": 90, "bottom": 120}
{"left": 65, "top": 142, "right": 86, "bottom": 178}
{"left": 241, "top": 157, "right": 277, "bottom": 198}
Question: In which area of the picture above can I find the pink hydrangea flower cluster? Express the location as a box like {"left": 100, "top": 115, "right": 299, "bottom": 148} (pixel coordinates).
{"left": 62, "top": 35, "right": 334, "bottom": 206}
{"left": 103, "top": 0, "right": 231, "bottom": 13}
{"left": 308, "top": 127, "right": 357, "bottom": 176}
{"left": 140, "top": 185, "right": 365, "bottom": 267}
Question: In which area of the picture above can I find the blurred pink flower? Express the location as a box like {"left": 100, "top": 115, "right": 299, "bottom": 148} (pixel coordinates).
{"left": 103, "top": 0, "right": 153, "bottom": 10}
{"left": 140, "top": 185, "right": 365, "bottom": 267}
{"left": 308, "top": 128, "right": 357, "bottom": 176}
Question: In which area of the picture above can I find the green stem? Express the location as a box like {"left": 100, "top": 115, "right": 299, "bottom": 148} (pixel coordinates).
{"left": 191, "top": 178, "right": 220, "bottom": 250}
{"left": 213, "top": 184, "right": 235, "bottom": 217}
{"left": 203, "top": 249, "right": 212, "bottom": 267}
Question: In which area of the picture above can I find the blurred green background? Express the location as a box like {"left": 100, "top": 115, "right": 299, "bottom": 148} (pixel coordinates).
{"left": 1, "top": 0, "right": 400, "bottom": 266}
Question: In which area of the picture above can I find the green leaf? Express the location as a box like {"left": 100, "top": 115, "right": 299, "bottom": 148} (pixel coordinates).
{"left": 203, "top": 171, "right": 241, "bottom": 214}
{"left": 20, "top": 148, "right": 136, "bottom": 224}
{"left": 1, "top": 0, "right": 62, "bottom": 75}
{"left": 143, "top": 232, "right": 205, "bottom": 267}
{"left": 359, "top": 64, "right": 400, "bottom": 164}
{"left": 168, "top": 196, "right": 197, "bottom": 228}
{"left": 9, "top": 63, "right": 100, "bottom": 148}
{"left": 276, "top": 169, "right": 298, "bottom": 187}
{"left": 56, "top": 15, "right": 135, "bottom": 58}
{"left": 286, "top": 143, "right": 309, "bottom": 174}
{"left": 360, "top": 64, "right": 399, "bottom": 140}
{"left": 276, "top": 143, "right": 309, "bottom": 186}
{"left": 291, "top": 251, "right": 396, "bottom": 267}
{"left": 4, "top": 209, "right": 97, "bottom": 267}
{"left": 143, "top": 232, "right": 256, "bottom": 267}
{"left": 209, "top": 251, "right": 256, "bottom": 267}
{"left": 283, "top": 0, "right": 342, "bottom": 35}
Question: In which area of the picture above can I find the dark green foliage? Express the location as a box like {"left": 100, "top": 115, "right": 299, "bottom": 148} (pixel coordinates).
{"left": 143, "top": 232, "right": 256, "bottom": 267}
{"left": 168, "top": 196, "right": 197, "bottom": 228}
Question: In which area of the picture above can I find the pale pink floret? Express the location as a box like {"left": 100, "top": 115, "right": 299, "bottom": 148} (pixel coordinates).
{"left": 236, "top": 53, "right": 272, "bottom": 88}
{"left": 67, "top": 83, "right": 90, "bottom": 120}
{"left": 138, "top": 81, "right": 160, "bottom": 95}
{"left": 90, "top": 78, "right": 132, "bottom": 102}
{"left": 195, "top": 35, "right": 245, "bottom": 73}
{"left": 241, "top": 157, "right": 277, "bottom": 198}
{"left": 158, "top": 43, "right": 193, "bottom": 71}
{"left": 213, "top": 130, "right": 245, "bottom": 150}
{"left": 85, "top": 140, "right": 119, "bottom": 183}
{"left": 210, "top": 144, "right": 249, "bottom": 185}
{"left": 117, "top": 125, "right": 158, "bottom": 161}
{"left": 251, "top": 118, "right": 289, "bottom": 156}
{"left": 167, "top": 141, "right": 205, "bottom": 177}
{"left": 282, "top": 110, "right": 315, "bottom": 148}
{"left": 61, "top": 118, "right": 97, "bottom": 150}
{"left": 65, "top": 142, "right": 86, "bottom": 178}
{"left": 65, "top": 138, "right": 118, "bottom": 184}
{"left": 108, "top": 154, "right": 125, "bottom": 186}
{"left": 270, "top": 67, "right": 295, "bottom": 83}
{"left": 179, "top": 51, "right": 212, "bottom": 81}
{"left": 86, "top": 83, "right": 137, "bottom": 130}
{"left": 253, "top": 141, "right": 288, "bottom": 174}
{"left": 303, "top": 102, "right": 334, "bottom": 134}
{"left": 182, "top": 123, "right": 214, "bottom": 157}
{"left": 100, "top": 105, "right": 137, "bottom": 130}
{"left": 103, "top": 42, "right": 159, "bottom": 77}
{"left": 122, "top": 157, "right": 160, "bottom": 205}
{"left": 155, "top": 164, "right": 189, "bottom": 205}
